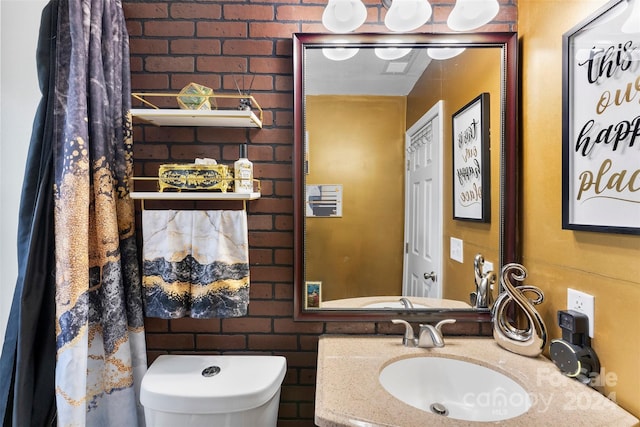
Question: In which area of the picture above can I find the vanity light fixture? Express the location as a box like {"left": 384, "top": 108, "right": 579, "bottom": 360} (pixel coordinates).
{"left": 383, "top": 0, "right": 433, "bottom": 32}
{"left": 322, "top": 0, "right": 368, "bottom": 33}
{"left": 374, "top": 46, "right": 412, "bottom": 60}
{"left": 322, "top": 47, "right": 360, "bottom": 61}
{"left": 447, "top": 0, "right": 499, "bottom": 32}
{"left": 427, "top": 47, "right": 466, "bottom": 60}
{"left": 621, "top": 0, "right": 640, "bottom": 33}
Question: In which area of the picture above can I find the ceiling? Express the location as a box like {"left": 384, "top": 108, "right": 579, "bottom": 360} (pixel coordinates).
{"left": 304, "top": 46, "right": 433, "bottom": 96}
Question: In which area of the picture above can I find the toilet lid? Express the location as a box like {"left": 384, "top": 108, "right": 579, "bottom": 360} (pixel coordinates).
{"left": 140, "top": 355, "right": 287, "bottom": 414}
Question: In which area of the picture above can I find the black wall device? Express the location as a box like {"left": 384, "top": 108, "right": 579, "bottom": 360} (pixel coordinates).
{"left": 549, "top": 310, "right": 600, "bottom": 384}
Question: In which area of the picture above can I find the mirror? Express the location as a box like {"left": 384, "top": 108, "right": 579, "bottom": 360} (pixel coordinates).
{"left": 293, "top": 33, "right": 519, "bottom": 321}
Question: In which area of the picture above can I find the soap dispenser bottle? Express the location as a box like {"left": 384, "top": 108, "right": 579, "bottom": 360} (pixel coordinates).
{"left": 234, "top": 143, "right": 253, "bottom": 193}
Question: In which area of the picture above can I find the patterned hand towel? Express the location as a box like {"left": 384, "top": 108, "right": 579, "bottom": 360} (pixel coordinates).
{"left": 142, "top": 210, "right": 250, "bottom": 318}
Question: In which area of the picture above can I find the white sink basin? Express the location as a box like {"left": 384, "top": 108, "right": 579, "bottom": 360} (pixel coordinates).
{"left": 379, "top": 357, "right": 531, "bottom": 422}
{"left": 362, "top": 302, "right": 429, "bottom": 309}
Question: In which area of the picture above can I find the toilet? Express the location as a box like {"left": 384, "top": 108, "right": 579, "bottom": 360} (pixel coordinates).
{"left": 140, "top": 355, "right": 287, "bottom": 427}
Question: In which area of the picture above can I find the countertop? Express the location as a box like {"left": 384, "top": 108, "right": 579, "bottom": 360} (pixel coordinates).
{"left": 320, "top": 296, "right": 471, "bottom": 309}
{"left": 315, "top": 335, "right": 639, "bottom": 427}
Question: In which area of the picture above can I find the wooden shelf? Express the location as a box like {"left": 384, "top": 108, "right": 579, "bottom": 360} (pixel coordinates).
{"left": 131, "top": 108, "right": 262, "bottom": 128}
{"left": 130, "top": 191, "right": 261, "bottom": 201}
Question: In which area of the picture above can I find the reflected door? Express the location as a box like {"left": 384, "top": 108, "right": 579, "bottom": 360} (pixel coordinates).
{"left": 403, "top": 102, "right": 443, "bottom": 298}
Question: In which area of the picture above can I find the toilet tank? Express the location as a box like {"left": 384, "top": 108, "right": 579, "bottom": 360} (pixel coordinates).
{"left": 141, "top": 355, "right": 287, "bottom": 427}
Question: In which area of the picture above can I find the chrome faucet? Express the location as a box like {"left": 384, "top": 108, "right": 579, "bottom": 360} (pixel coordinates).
{"left": 391, "top": 319, "right": 456, "bottom": 348}
{"left": 398, "top": 297, "right": 414, "bottom": 309}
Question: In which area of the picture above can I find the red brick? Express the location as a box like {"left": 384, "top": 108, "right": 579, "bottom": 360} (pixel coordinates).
{"left": 224, "top": 4, "right": 274, "bottom": 21}
{"left": 144, "top": 21, "right": 195, "bottom": 37}
{"left": 170, "top": 39, "right": 221, "bottom": 55}
{"left": 146, "top": 333, "right": 194, "bottom": 350}
{"left": 250, "top": 265, "right": 293, "bottom": 282}
{"left": 222, "top": 39, "right": 274, "bottom": 56}
{"left": 248, "top": 334, "right": 297, "bottom": 350}
{"left": 131, "top": 73, "right": 169, "bottom": 90}
{"left": 276, "top": 5, "right": 323, "bottom": 21}
{"left": 123, "top": 3, "right": 168, "bottom": 19}
{"left": 248, "top": 300, "right": 293, "bottom": 317}
{"left": 170, "top": 317, "right": 221, "bottom": 333}
{"left": 222, "top": 317, "right": 272, "bottom": 333}
{"left": 197, "top": 21, "right": 247, "bottom": 38}
{"left": 249, "top": 22, "right": 299, "bottom": 39}
{"left": 145, "top": 56, "right": 195, "bottom": 73}
{"left": 248, "top": 214, "right": 273, "bottom": 230}
{"left": 130, "top": 39, "right": 168, "bottom": 55}
{"left": 197, "top": 56, "right": 247, "bottom": 73}
{"left": 170, "top": 3, "right": 221, "bottom": 19}
{"left": 196, "top": 334, "right": 246, "bottom": 350}
{"left": 248, "top": 281, "right": 274, "bottom": 298}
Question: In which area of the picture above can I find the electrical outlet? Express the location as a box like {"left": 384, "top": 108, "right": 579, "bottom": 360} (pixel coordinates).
{"left": 567, "top": 288, "right": 595, "bottom": 338}
{"left": 482, "top": 260, "right": 494, "bottom": 275}
{"left": 450, "top": 237, "right": 463, "bottom": 263}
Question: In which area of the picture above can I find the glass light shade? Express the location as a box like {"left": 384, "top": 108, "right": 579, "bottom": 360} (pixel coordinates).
{"left": 374, "top": 47, "right": 412, "bottom": 60}
{"left": 427, "top": 47, "right": 466, "bottom": 60}
{"left": 447, "top": 0, "right": 499, "bottom": 32}
{"left": 322, "top": 0, "right": 368, "bottom": 33}
{"left": 322, "top": 47, "right": 360, "bottom": 61}
{"left": 621, "top": 0, "right": 640, "bottom": 33}
{"left": 384, "top": 0, "right": 432, "bottom": 32}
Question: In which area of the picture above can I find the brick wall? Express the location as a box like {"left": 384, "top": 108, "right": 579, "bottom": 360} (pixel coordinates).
{"left": 123, "top": 1, "right": 517, "bottom": 425}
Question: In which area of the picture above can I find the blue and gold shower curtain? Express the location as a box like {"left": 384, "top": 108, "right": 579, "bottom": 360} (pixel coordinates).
{"left": 0, "top": 0, "right": 147, "bottom": 426}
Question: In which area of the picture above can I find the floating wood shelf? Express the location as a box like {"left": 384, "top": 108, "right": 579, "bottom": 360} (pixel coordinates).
{"left": 131, "top": 92, "right": 263, "bottom": 128}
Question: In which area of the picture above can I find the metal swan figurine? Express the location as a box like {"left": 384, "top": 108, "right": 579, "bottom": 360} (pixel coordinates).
{"left": 491, "top": 263, "right": 547, "bottom": 357}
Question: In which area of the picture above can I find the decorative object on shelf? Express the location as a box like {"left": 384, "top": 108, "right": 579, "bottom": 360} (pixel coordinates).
{"left": 447, "top": 0, "right": 500, "bottom": 31}
{"left": 158, "top": 163, "right": 232, "bottom": 193}
{"left": 131, "top": 92, "right": 263, "bottom": 128}
{"left": 177, "top": 82, "right": 216, "bottom": 111}
{"left": 322, "top": 0, "right": 367, "bottom": 33}
{"left": 234, "top": 144, "right": 254, "bottom": 194}
{"left": 452, "top": 92, "right": 490, "bottom": 222}
{"left": 233, "top": 74, "right": 256, "bottom": 111}
{"left": 470, "top": 253, "right": 496, "bottom": 309}
{"left": 492, "top": 263, "right": 547, "bottom": 357}
{"left": 562, "top": 0, "right": 640, "bottom": 235}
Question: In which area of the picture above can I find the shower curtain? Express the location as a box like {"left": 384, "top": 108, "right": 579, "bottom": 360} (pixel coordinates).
{"left": 0, "top": 0, "right": 147, "bottom": 426}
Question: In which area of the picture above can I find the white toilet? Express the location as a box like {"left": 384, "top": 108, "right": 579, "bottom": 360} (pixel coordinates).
{"left": 140, "top": 354, "right": 287, "bottom": 427}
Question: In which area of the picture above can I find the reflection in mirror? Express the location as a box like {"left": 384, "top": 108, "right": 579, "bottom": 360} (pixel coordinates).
{"left": 293, "top": 33, "right": 519, "bottom": 321}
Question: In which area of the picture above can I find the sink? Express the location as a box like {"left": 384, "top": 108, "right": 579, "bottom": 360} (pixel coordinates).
{"left": 379, "top": 357, "right": 531, "bottom": 422}
{"left": 362, "top": 302, "right": 429, "bottom": 309}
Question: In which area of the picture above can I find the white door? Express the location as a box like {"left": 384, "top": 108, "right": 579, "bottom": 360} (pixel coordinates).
{"left": 402, "top": 102, "right": 443, "bottom": 299}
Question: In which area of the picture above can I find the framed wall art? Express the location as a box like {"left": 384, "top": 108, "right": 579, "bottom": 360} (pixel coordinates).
{"left": 562, "top": 0, "right": 640, "bottom": 235}
{"left": 452, "top": 93, "right": 491, "bottom": 222}
{"left": 304, "top": 281, "right": 322, "bottom": 309}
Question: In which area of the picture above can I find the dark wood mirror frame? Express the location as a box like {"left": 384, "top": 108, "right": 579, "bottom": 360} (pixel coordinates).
{"left": 292, "top": 32, "right": 519, "bottom": 322}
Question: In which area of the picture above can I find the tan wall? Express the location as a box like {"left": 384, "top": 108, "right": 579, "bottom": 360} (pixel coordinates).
{"left": 407, "top": 48, "right": 502, "bottom": 302}
{"left": 519, "top": 0, "right": 640, "bottom": 417}
{"left": 305, "top": 95, "right": 406, "bottom": 301}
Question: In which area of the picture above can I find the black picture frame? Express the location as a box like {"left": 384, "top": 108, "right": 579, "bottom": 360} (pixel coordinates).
{"left": 452, "top": 93, "right": 491, "bottom": 222}
{"left": 562, "top": 0, "right": 640, "bottom": 235}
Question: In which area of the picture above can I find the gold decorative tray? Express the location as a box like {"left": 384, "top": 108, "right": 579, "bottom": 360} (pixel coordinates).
{"left": 158, "top": 164, "right": 232, "bottom": 192}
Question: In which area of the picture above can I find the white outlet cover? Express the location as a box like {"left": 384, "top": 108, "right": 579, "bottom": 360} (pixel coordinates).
{"left": 450, "top": 237, "right": 463, "bottom": 263}
{"left": 567, "top": 288, "right": 595, "bottom": 338}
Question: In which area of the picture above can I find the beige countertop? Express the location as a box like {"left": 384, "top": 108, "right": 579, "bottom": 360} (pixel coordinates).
{"left": 320, "top": 296, "right": 471, "bottom": 309}
{"left": 315, "top": 335, "right": 639, "bottom": 427}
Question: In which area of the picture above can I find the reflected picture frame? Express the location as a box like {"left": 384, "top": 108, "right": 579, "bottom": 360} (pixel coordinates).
{"left": 304, "top": 281, "right": 322, "bottom": 309}
{"left": 561, "top": 0, "right": 640, "bottom": 235}
{"left": 452, "top": 92, "right": 491, "bottom": 222}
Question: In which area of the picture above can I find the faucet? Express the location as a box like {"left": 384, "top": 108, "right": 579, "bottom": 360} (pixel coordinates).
{"left": 470, "top": 254, "right": 496, "bottom": 309}
{"left": 391, "top": 319, "right": 456, "bottom": 348}
{"left": 398, "top": 297, "right": 414, "bottom": 309}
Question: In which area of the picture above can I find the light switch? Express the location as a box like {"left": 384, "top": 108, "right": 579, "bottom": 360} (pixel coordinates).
{"left": 450, "top": 237, "right": 463, "bottom": 263}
